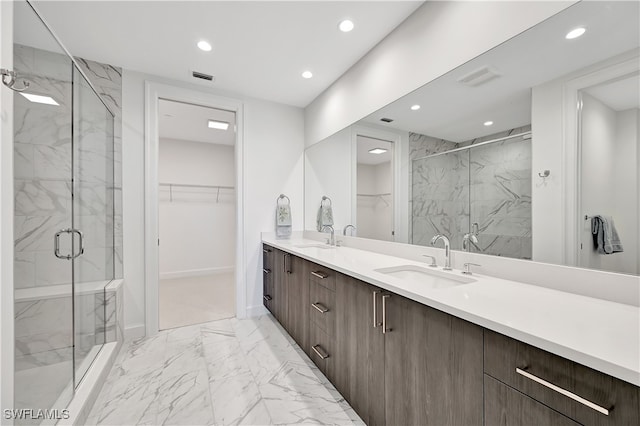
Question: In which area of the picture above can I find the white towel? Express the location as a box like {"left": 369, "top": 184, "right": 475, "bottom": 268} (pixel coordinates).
{"left": 316, "top": 204, "right": 333, "bottom": 231}
{"left": 276, "top": 205, "right": 292, "bottom": 238}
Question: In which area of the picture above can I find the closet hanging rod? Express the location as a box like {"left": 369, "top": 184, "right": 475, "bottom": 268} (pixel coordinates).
{"left": 159, "top": 183, "right": 235, "bottom": 190}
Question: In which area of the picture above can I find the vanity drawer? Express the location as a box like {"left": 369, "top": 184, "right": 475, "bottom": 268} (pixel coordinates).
{"left": 484, "top": 330, "right": 639, "bottom": 426}
{"left": 309, "top": 263, "right": 336, "bottom": 291}
{"left": 309, "top": 280, "right": 335, "bottom": 336}
{"left": 309, "top": 322, "right": 334, "bottom": 379}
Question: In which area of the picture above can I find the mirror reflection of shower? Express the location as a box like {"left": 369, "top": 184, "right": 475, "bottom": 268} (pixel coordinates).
{"left": 356, "top": 136, "right": 394, "bottom": 241}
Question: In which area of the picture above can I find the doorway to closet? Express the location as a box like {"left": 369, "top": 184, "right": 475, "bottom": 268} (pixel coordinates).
{"left": 157, "top": 99, "right": 237, "bottom": 330}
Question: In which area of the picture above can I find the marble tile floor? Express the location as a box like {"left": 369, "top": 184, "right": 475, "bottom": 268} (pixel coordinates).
{"left": 159, "top": 273, "right": 236, "bottom": 330}
{"left": 86, "top": 315, "right": 364, "bottom": 425}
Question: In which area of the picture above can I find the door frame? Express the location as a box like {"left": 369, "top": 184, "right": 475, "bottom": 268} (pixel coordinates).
{"left": 144, "top": 82, "right": 245, "bottom": 336}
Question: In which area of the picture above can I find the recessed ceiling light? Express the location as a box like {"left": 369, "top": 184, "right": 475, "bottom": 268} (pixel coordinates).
{"left": 208, "top": 120, "right": 229, "bottom": 130}
{"left": 20, "top": 93, "right": 59, "bottom": 105}
{"left": 339, "top": 20, "right": 354, "bottom": 32}
{"left": 369, "top": 148, "right": 387, "bottom": 155}
{"left": 565, "top": 27, "right": 586, "bottom": 40}
{"left": 302, "top": 70, "right": 313, "bottom": 79}
{"left": 484, "top": 121, "right": 493, "bottom": 126}
{"left": 410, "top": 104, "right": 421, "bottom": 111}
{"left": 197, "top": 40, "right": 212, "bottom": 51}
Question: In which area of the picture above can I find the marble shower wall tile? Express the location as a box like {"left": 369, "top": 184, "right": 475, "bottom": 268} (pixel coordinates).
{"left": 13, "top": 43, "right": 123, "bottom": 304}
{"left": 410, "top": 127, "right": 532, "bottom": 258}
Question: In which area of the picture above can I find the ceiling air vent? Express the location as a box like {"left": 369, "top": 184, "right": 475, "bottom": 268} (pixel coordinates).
{"left": 192, "top": 71, "right": 214, "bottom": 82}
{"left": 457, "top": 66, "right": 501, "bottom": 87}
{"left": 380, "top": 117, "right": 394, "bottom": 123}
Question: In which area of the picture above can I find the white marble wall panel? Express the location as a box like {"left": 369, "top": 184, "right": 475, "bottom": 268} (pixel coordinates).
{"left": 410, "top": 126, "right": 532, "bottom": 258}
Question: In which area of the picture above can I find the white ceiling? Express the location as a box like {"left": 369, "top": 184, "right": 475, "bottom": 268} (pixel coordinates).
{"left": 159, "top": 99, "right": 236, "bottom": 145}
{"left": 23, "top": 1, "right": 423, "bottom": 108}
{"left": 361, "top": 1, "right": 640, "bottom": 142}
{"left": 357, "top": 136, "right": 392, "bottom": 165}
{"left": 584, "top": 74, "right": 640, "bottom": 111}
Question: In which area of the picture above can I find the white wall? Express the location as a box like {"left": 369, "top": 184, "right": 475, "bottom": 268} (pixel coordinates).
{"left": 159, "top": 138, "right": 235, "bottom": 278}
{"left": 304, "top": 127, "right": 352, "bottom": 233}
{"left": 580, "top": 94, "right": 639, "bottom": 275}
{"left": 0, "top": 0, "right": 15, "bottom": 415}
{"left": 122, "top": 70, "right": 304, "bottom": 333}
{"left": 304, "top": 1, "right": 575, "bottom": 146}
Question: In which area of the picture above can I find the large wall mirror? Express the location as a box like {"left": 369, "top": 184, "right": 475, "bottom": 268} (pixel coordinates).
{"left": 304, "top": 1, "right": 640, "bottom": 276}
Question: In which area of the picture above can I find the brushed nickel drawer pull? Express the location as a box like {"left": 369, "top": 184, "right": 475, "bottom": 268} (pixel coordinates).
{"left": 263, "top": 295, "right": 272, "bottom": 301}
{"left": 262, "top": 248, "right": 271, "bottom": 253}
{"left": 262, "top": 268, "right": 271, "bottom": 274}
{"left": 382, "top": 294, "right": 391, "bottom": 334}
{"left": 515, "top": 368, "right": 609, "bottom": 416}
{"left": 311, "top": 271, "right": 329, "bottom": 279}
{"left": 312, "top": 303, "right": 329, "bottom": 313}
{"left": 312, "top": 345, "right": 329, "bottom": 359}
{"left": 372, "top": 290, "right": 382, "bottom": 328}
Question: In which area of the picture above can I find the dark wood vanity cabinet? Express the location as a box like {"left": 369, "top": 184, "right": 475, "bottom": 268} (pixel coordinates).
{"left": 333, "top": 273, "right": 385, "bottom": 426}
{"left": 262, "top": 244, "right": 640, "bottom": 426}
{"left": 285, "top": 254, "right": 310, "bottom": 352}
{"left": 484, "top": 330, "right": 640, "bottom": 426}
{"left": 384, "top": 292, "right": 484, "bottom": 426}
{"left": 261, "top": 245, "right": 275, "bottom": 313}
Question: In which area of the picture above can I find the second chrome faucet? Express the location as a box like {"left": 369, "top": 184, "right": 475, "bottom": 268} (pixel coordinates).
{"left": 430, "top": 234, "right": 452, "bottom": 270}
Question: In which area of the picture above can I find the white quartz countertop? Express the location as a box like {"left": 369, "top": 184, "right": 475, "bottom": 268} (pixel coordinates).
{"left": 262, "top": 236, "right": 640, "bottom": 387}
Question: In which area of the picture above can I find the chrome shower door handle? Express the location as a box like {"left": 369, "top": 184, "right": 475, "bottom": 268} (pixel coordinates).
{"left": 72, "top": 229, "right": 85, "bottom": 258}
{"left": 54, "top": 228, "right": 72, "bottom": 260}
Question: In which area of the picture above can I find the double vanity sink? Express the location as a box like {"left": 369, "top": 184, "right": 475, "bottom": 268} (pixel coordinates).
{"left": 262, "top": 235, "right": 640, "bottom": 426}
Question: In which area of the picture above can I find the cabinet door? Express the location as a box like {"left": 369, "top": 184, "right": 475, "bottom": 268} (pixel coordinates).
{"left": 286, "top": 255, "right": 310, "bottom": 352}
{"left": 334, "top": 274, "right": 385, "bottom": 426}
{"left": 485, "top": 374, "right": 581, "bottom": 426}
{"left": 384, "top": 293, "right": 483, "bottom": 426}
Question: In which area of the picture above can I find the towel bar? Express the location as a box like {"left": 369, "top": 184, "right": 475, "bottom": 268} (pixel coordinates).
{"left": 277, "top": 194, "right": 290, "bottom": 205}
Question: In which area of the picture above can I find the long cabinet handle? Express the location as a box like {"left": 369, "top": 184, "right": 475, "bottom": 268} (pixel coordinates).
{"left": 263, "top": 248, "right": 271, "bottom": 253}
{"left": 312, "top": 345, "right": 330, "bottom": 359}
{"left": 311, "top": 271, "right": 328, "bottom": 279}
{"left": 263, "top": 295, "right": 272, "bottom": 301}
{"left": 382, "top": 294, "right": 391, "bottom": 334}
{"left": 311, "top": 303, "right": 329, "bottom": 313}
{"left": 285, "top": 254, "right": 292, "bottom": 274}
{"left": 372, "top": 290, "right": 382, "bottom": 328}
{"left": 262, "top": 268, "right": 271, "bottom": 274}
{"left": 515, "top": 368, "right": 609, "bottom": 416}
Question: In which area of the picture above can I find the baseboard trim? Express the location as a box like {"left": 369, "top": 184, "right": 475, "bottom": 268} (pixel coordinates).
{"left": 159, "top": 266, "right": 234, "bottom": 280}
{"left": 124, "top": 324, "right": 146, "bottom": 341}
{"left": 246, "top": 305, "right": 268, "bottom": 318}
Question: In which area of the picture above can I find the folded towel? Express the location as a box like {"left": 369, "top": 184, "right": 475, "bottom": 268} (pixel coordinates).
{"left": 591, "top": 215, "right": 623, "bottom": 254}
{"left": 276, "top": 205, "right": 292, "bottom": 238}
{"left": 316, "top": 204, "right": 334, "bottom": 231}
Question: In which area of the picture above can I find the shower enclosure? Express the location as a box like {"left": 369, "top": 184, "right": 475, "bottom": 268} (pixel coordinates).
{"left": 12, "top": 1, "right": 115, "bottom": 419}
{"left": 411, "top": 131, "right": 532, "bottom": 259}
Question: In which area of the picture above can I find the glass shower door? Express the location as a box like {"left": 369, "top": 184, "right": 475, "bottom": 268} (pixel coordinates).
{"left": 72, "top": 65, "right": 115, "bottom": 384}
{"left": 13, "top": 1, "right": 75, "bottom": 416}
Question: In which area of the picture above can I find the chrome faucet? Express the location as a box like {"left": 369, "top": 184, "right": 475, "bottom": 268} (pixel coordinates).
{"left": 321, "top": 225, "right": 335, "bottom": 246}
{"left": 343, "top": 224, "right": 356, "bottom": 236}
{"left": 463, "top": 222, "right": 481, "bottom": 251}
{"left": 430, "top": 234, "right": 452, "bottom": 270}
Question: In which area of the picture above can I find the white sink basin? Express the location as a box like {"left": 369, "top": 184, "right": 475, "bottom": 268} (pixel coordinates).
{"left": 374, "top": 265, "right": 476, "bottom": 289}
{"left": 293, "top": 243, "right": 335, "bottom": 250}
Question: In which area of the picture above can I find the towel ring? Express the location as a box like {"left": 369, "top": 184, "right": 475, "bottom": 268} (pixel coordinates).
{"left": 277, "top": 194, "right": 290, "bottom": 206}
{"left": 321, "top": 195, "right": 332, "bottom": 207}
